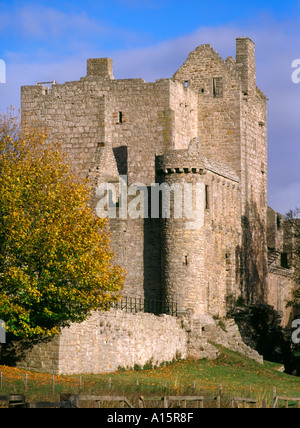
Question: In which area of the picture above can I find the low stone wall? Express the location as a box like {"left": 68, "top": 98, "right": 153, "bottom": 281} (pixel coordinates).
{"left": 186, "top": 315, "right": 263, "bottom": 364}
{"left": 15, "top": 310, "right": 264, "bottom": 375}
{"left": 268, "top": 268, "right": 295, "bottom": 327}
{"left": 59, "top": 309, "right": 188, "bottom": 374}
{"left": 17, "top": 309, "right": 188, "bottom": 375}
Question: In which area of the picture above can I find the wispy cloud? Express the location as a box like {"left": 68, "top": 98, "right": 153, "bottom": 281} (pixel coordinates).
{"left": 0, "top": 5, "right": 104, "bottom": 39}
{"left": 0, "top": 12, "right": 299, "bottom": 213}
{"left": 0, "top": 3, "right": 149, "bottom": 54}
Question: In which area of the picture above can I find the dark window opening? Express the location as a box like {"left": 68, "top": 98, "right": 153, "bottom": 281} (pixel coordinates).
{"left": 280, "top": 253, "right": 289, "bottom": 269}
{"left": 277, "top": 215, "right": 281, "bottom": 229}
{"left": 113, "top": 146, "right": 128, "bottom": 176}
{"left": 205, "top": 185, "right": 209, "bottom": 209}
{"left": 212, "top": 77, "right": 223, "bottom": 98}
{"left": 119, "top": 111, "right": 123, "bottom": 123}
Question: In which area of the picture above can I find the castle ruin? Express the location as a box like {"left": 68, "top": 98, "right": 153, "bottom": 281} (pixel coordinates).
{"left": 17, "top": 37, "right": 297, "bottom": 373}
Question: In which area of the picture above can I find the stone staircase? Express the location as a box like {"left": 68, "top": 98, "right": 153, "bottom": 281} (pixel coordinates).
{"left": 184, "top": 315, "right": 263, "bottom": 364}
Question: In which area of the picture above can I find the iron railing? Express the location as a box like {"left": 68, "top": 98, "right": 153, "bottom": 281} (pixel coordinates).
{"left": 112, "top": 296, "right": 178, "bottom": 317}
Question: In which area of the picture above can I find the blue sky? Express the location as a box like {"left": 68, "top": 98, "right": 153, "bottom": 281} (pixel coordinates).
{"left": 0, "top": 0, "right": 300, "bottom": 214}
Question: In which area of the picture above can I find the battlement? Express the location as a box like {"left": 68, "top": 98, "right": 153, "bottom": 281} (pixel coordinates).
{"left": 157, "top": 167, "right": 206, "bottom": 175}
{"left": 156, "top": 139, "right": 240, "bottom": 183}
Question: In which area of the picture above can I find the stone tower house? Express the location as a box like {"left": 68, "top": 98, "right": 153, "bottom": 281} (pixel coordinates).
{"left": 21, "top": 37, "right": 269, "bottom": 318}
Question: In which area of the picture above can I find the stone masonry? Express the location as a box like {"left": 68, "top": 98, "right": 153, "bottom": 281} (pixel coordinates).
{"left": 21, "top": 37, "right": 269, "bottom": 316}
{"left": 17, "top": 37, "right": 295, "bottom": 373}
{"left": 17, "top": 309, "right": 262, "bottom": 374}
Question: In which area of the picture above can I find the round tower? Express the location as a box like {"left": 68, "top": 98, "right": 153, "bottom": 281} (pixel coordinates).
{"left": 156, "top": 139, "right": 208, "bottom": 315}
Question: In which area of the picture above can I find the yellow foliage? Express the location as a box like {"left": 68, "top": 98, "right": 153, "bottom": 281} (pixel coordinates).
{"left": 0, "top": 110, "right": 125, "bottom": 339}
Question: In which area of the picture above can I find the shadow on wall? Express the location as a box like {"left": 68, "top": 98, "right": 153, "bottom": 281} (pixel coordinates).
{"left": 0, "top": 333, "right": 54, "bottom": 367}
{"left": 143, "top": 186, "right": 162, "bottom": 304}
{"left": 239, "top": 200, "right": 268, "bottom": 305}
{"left": 113, "top": 146, "right": 128, "bottom": 176}
{"left": 230, "top": 304, "right": 293, "bottom": 370}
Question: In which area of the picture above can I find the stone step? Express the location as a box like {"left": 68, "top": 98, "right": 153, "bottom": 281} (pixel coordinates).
{"left": 187, "top": 316, "right": 263, "bottom": 364}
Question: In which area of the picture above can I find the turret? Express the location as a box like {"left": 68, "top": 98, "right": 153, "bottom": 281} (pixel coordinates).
{"left": 156, "top": 139, "right": 207, "bottom": 314}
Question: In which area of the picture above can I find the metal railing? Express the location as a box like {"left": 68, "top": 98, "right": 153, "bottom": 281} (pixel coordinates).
{"left": 112, "top": 296, "right": 178, "bottom": 317}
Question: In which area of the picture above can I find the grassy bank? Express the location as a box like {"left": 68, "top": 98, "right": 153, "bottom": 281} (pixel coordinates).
{"left": 0, "top": 345, "right": 299, "bottom": 407}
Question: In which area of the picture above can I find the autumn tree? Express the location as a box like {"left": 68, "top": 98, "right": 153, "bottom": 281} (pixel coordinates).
{"left": 0, "top": 112, "right": 124, "bottom": 339}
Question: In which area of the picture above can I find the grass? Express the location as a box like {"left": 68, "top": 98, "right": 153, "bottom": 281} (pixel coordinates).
{"left": 1, "top": 345, "right": 300, "bottom": 407}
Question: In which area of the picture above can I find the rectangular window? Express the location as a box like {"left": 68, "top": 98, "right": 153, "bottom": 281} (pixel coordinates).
{"left": 212, "top": 77, "right": 223, "bottom": 98}
{"left": 205, "top": 185, "right": 209, "bottom": 209}
{"left": 280, "top": 253, "right": 289, "bottom": 269}
{"left": 119, "top": 111, "right": 123, "bottom": 123}
{"left": 184, "top": 81, "right": 189, "bottom": 88}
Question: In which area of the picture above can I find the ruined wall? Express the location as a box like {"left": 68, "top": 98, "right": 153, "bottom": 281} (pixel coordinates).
{"left": 173, "top": 43, "right": 242, "bottom": 175}
{"left": 16, "top": 308, "right": 265, "bottom": 374}
{"left": 238, "top": 39, "right": 268, "bottom": 303}
{"left": 20, "top": 37, "right": 270, "bottom": 318}
{"left": 17, "top": 310, "right": 188, "bottom": 375}
{"left": 268, "top": 269, "right": 295, "bottom": 327}
{"left": 173, "top": 38, "right": 268, "bottom": 305}
{"left": 168, "top": 80, "right": 198, "bottom": 150}
{"left": 267, "top": 207, "right": 296, "bottom": 326}
{"left": 21, "top": 69, "right": 199, "bottom": 302}
{"left": 16, "top": 37, "right": 296, "bottom": 374}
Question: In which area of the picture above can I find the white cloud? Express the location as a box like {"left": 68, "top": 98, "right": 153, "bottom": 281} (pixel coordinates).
{"left": 111, "top": 25, "right": 242, "bottom": 81}
{"left": 0, "top": 5, "right": 107, "bottom": 40}
{"left": 0, "top": 4, "right": 147, "bottom": 53}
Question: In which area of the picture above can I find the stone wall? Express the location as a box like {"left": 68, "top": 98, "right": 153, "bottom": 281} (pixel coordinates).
{"left": 173, "top": 38, "right": 268, "bottom": 304}
{"left": 17, "top": 310, "right": 188, "bottom": 375}
{"left": 173, "top": 43, "right": 242, "bottom": 175}
{"left": 20, "top": 37, "right": 270, "bottom": 317}
{"left": 156, "top": 140, "right": 241, "bottom": 317}
{"left": 15, "top": 309, "right": 264, "bottom": 374}
{"left": 266, "top": 207, "right": 297, "bottom": 327}
{"left": 268, "top": 269, "right": 295, "bottom": 327}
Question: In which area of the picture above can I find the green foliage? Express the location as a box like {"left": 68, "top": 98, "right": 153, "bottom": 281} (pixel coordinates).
{"left": 0, "top": 112, "right": 124, "bottom": 339}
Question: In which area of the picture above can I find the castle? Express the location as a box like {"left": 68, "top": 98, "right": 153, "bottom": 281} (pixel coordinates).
{"left": 18, "top": 37, "right": 297, "bottom": 373}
